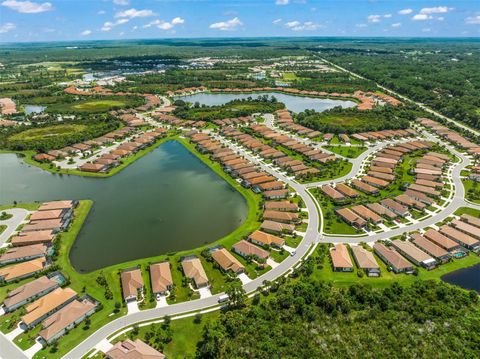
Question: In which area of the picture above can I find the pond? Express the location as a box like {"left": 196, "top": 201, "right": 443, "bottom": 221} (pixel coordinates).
{"left": 442, "top": 264, "right": 480, "bottom": 293}
{"left": 24, "top": 105, "right": 46, "bottom": 115}
{"left": 176, "top": 92, "right": 357, "bottom": 113}
{"left": 0, "top": 141, "right": 248, "bottom": 273}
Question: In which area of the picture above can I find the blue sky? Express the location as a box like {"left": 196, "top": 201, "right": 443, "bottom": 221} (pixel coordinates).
{"left": 0, "top": 0, "right": 479, "bottom": 42}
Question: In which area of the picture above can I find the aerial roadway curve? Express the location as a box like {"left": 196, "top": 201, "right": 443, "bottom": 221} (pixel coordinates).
{"left": 63, "top": 159, "right": 320, "bottom": 359}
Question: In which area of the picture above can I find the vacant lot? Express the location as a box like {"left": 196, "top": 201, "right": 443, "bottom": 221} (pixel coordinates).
{"left": 9, "top": 124, "right": 87, "bottom": 141}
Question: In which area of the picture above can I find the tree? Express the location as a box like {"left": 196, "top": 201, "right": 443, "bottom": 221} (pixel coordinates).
{"left": 226, "top": 282, "right": 246, "bottom": 309}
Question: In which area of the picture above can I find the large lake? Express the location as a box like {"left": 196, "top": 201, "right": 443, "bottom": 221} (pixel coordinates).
{"left": 0, "top": 141, "right": 248, "bottom": 272}
{"left": 442, "top": 264, "right": 480, "bottom": 293}
{"left": 176, "top": 92, "right": 357, "bottom": 113}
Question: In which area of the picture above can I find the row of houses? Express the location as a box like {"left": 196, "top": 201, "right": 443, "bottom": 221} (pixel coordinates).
{"left": 349, "top": 128, "right": 418, "bottom": 143}
{"left": 33, "top": 127, "right": 136, "bottom": 163}
{"left": 0, "top": 201, "right": 78, "bottom": 283}
{"left": 274, "top": 109, "right": 322, "bottom": 139}
{"left": 418, "top": 117, "right": 480, "bottom": 157}
{"left": 219, "top": 126, "right": 321, "bottom": 179}
{"left": 187, "top": 131, "right": 288, "bottom": 197}
{"left": 322, "top": 145, "right": 449, "bottom": 230}
{"left": 152, "top": 112, "right": 207, "bottom": 128}
{"left": 250, "top": 123, "right": 336, "bottom": 164}
{"left": 330, "top": 216, "right": 480, "bottom": 275}
{"left": 1, "top": 270, "right": 98, "bottom": 345}
{"left": 78, "top": 127, "right": 167, "bottom": 173}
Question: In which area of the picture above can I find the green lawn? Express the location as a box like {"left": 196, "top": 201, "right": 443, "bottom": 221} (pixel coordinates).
{"left": 46, "top": 96, "right": 143, "bottom": 113}
{"left": 454, "top": 207, "right": 480, "bottom": 217}
{"left": 462, "top": 179, "right": 480, "bottom": 204}
{"left": 322, "top": 145, "right": 367, "bottom": 159}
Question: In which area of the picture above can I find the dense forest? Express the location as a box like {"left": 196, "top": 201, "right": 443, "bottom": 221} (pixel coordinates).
{"left": 295, "top": 105, "right": 417, "bottom": 134}
{"left": 0, "top": 116, "right": 120, "bottom": 152}
{"left": 317, "top": 46, "right": 480, "bottom": 130}
{"left": 196, "top": 278, "right": 480, "bottom": 358}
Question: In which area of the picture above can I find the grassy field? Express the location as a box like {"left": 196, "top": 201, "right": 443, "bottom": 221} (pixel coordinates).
{"left": 46, "top": 96, "right": 142, "bottom": 113}
{"left": 8, "top": 124, "right": 87, "bottom": 142}
{"left": 322, "top": 145, "right": 367, "bottom": 158}
{"left": 462, "top": 179, "right": 480, "bottom": 204}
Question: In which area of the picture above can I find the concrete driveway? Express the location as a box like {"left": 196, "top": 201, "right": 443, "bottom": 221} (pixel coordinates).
{"left": 0, "top": 208, "right": 30, "bottom": 246}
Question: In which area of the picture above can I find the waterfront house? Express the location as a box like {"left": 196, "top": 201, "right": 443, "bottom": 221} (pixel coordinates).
{"left": 10, "top": 230, "right": 55, "bottom": 247}
{"left": 0, "top": 257, "right": 48, "bottom": 283}
{"left": 232, "top": 240, "right": 269, "bottom": 261}
{"left": 391, "top": 240, "right": 436, "bottom": 269}
{"left": 121, "top": 269, "right": 144, "bottom": 302}
{"left": 0, "top": 244, "right": 48, "bottom": 265}
{"left": 248, "top": 230, "right": 285, "bottom": 248}
{"left": 181, "top": 257, "right": 209, "bottom": 289}
{"left": 149, "top": 262, "right": 173, "bottom": 295}
{"left": 211, "top": 248, "right": 245, "bottom": 274}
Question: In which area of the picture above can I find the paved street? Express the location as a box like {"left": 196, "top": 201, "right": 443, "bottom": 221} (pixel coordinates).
{"left": 0, "top": 208, "right": 30, "bottom": 247}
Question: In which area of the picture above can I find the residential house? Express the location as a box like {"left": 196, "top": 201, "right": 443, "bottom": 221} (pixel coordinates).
{"left": 181, "top": 257, "right": 209, "bottom": 288}
{"left": 351, "top": 246, "right": 380, "bottom": 276}
{"left": 0, "top": 257, "right": 48, "bottom": 283}
{"left": 149, "top": 262, "right": 173, "bottom": 295}
{"left": 373, "top": 243, "right": 414, "bottom": 273}
{"left": 0, "top": 244, "right": 48, "bottom": 265}
{"left": 329, "top": 244, "right": 354, "bottom": 272}
{"left": 232, "top": 240, "right": 269, "bottom": 261}
{"left": 105, "top": 339, "right": 165, "bottom": 359}
{"left": 121, "top": 269, "right": 144, "bottom": 302}
{"left": 2, "top": 276, "right": 59, "bottom": 313}
{"left": 211, "top": 248, "right": 245, "bottom": 274}
{"left": 248, "top": 230, "right": 285, "bottom": 248}
{"left": 391, "top": 240, "right": 436, "bottom": 269}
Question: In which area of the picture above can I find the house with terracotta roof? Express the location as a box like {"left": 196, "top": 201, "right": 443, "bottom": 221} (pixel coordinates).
{"left": 211, "top": 248, "right": 245, "bottom": 274}
{"left": 232, "top": 240, "right": 269, "bottom": 262}
{"left": 10, "top": 230, "right": 55, "bottom": 247}
{"left": 2, "top": 275, "right": 59, "bottom": 313}
{"left": 264, "top": 201, "right": 298, "bottom": 212}
{"left": 181, "top": 256, "right": 209, "bottom": 288}
{"left": 261, "top": 220, "right": 294, "bottom": 235}
{"left": 248, "top": 230, "right": 285, "bottom": 248}
{"left": 0, "top": 257, "right": 48, "bottom": 283}
{"left": 439, "top": 225, "right": 480, "bottom": 251}
{"left": 423, "top": 229, "right": 461, "bottom": 253}
{"left": 121, "top": 269, "right": 144, "bottom": 302}
{"left": 329, "top": 244, "right": 353, "bottom": 272}
{"left": 39, "top": 296, "right": 97, "bottom": 344}
{"left": 106, "top": 339, "right": 165, "bottom": 359}
{"left": 0, "top": 244, "right": 49, "bottom": 265}
{"left": 21, "top": 287, "right": 77, "bottom": 328}
{"left": 373, "top": 243, "right": 413, "bottom": 273}
{"left": 461, "top": 214, "right": 480, "bottom": 228}
{"left": 262, "top": 210, "right": 299, "bottom": 224}
{"left": 336, "top": 208, "right": 366, "bottom": 228}
{"left": 320, "top": 185, "right": 345, "bottom": 202}
{"left": 149, "top": 262, "right": 173, "bottom": 295}
{"left": 351, "top": 246, "right": 380, "bottom": 276}
{"left": 263, "top": 189, "right": 289, "bottom": 199}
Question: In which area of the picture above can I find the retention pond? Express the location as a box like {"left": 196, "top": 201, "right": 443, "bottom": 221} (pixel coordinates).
{"left": 0, "top": 141, "right": 248, "bottom": 272}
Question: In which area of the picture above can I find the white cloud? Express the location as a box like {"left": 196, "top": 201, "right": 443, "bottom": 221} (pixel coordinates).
{"left": 81, "top": 30, "right": 91, "bottom": 36}
{"left": 412, "top": 14, "right": 431, "bottom": 21}
{"left": 391, "top": 22, "right": 401, "bottom": 28}
{"left": 0, "top": 22, "right": 15, "bottom": 33}
{"left": 285, "top": 20, "right": 322, "bottom": 31}
{"left": 171, "top": 17, "right": 184, "bottom": 25}
{"left": 275, "top": 0, "right": 289, "bottom": 5}
{"left": 98, "top": 10, "right": 106, "bottom": 15}
{"left": 116, "top": 18, "right": 129, "bottom": 25}
{"left": 367, "top": 14, "right": 381, "bottom": 23}
{"left": 1, "top": 0, "right": 52, "bottom": 13}
{"left": 437, "top": 16, "right": 444, "bottom": 21}
{"left": 113, "top": 0, "right": 129, "bottom": 5}
{"left": 384, "top": 14, "right": 392, "bottom": 18}
{"left": 209, "top": 17, "right": 242, "bottom": 31}
{"left": 272, "top": 18, "right": 282, "bottom": 24}
{"left": 101, "top": 18, "right": 129, "bottom": 32}
{"left": 465, "top": 15, "right": 480, "bottom": 25}
{"left": 115, "top": 8, "right": 155, "bottom": 19}
{"left": 143, "top": 17, "right": 185, "bottom": 30}
{"left": 420, "top": 6, "right": 451, "bottom": 15}
{"left": 398, "top": 8, "right": 413, "bottom": 15}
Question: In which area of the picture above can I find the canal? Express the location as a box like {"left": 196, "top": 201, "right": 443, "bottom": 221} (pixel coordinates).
{"left": 0, "top": 141, "right": 248, "bottom": 272}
